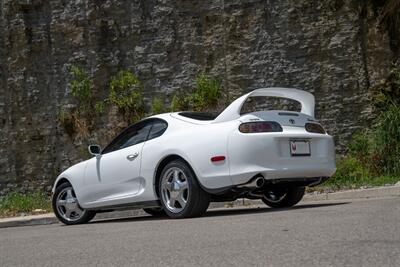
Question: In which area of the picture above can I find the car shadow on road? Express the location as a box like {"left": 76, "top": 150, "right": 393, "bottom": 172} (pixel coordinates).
{"left": 88, "top": 201, "right": 350, "bottom": 225}
{"left": 204, "top": 202, "right": 350, "bottom": 218}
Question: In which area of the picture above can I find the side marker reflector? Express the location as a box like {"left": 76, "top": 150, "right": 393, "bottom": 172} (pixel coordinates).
{"left": 211, "top": 156, "right": 226, "bottom": 162}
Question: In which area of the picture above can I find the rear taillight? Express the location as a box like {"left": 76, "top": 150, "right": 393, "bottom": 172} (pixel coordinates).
{"left": 305, "top": 123, "right": 326, "bottom": 134}
{"left": 239, "top": 121, "right": 283, "bottom": 133}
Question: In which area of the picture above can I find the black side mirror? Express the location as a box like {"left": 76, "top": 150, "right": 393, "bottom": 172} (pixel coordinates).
{"left": 88, "top": 145, "right": 101, "bottom": 156}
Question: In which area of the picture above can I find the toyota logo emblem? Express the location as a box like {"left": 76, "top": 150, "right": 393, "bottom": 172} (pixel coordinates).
{"left": 289, "top": 119, "right": 295, "bottom": 124}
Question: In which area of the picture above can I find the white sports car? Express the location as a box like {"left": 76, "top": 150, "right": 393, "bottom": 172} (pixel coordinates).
{"left": 52, "top": 88, "right": 336, "bottom": 225}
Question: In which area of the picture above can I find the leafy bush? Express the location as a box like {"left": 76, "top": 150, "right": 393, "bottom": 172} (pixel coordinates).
{"left": 151, "top": 97, "right": 165, "bottom": 114}
{"left": 109, "top": 70, "right": 145, "bottom": 122}
{"left": 370, "top": 64, "right": 400, "bottom": 175}
{"left": 170, "top": 94, "right": 189, "bottom": 112}
{"left": 59, "top": 66, "right": 95, "bottom": 138}
{"left": 70, "top": 66, "right": 92, "bottom": 109}
{"left": 375, "top": 102, "right": 400, "bottom": 174}
{"left": 373, "top": 65, "right": 400, "bottom": 110}
{"left": 187, "top": 73, "right": 221, "bottom": 111}
{"left": 170, "top": 73, "right": 222, "bottom": 112}
{"left": 94, "top": 101, "right": 106, "bottom": 114}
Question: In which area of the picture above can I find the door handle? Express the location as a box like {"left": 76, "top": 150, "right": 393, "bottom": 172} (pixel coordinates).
{"left": 126, "top": 152, "right": 139, "bottom": 161}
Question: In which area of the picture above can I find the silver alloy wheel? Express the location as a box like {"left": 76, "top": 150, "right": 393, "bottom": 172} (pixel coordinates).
{"left": 56, "top": 187, "right": 85, "bottom": 222}
{"left": 264, "top": 190, "right": 287, "bottom": 203}
{"left": 161, "top": 167, "right": 189, "bottom": 213}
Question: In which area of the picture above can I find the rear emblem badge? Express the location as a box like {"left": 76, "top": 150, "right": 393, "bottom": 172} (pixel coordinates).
{"left": 289, "top": 119, "right": 295, "bottom": 124}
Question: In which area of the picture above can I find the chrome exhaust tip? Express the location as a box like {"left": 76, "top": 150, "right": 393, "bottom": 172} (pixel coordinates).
{"left": 238, "top": 176, "right": 265, "bottom": 189}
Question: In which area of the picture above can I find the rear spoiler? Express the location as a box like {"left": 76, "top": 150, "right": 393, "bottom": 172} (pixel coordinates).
{"left": 213, "top": 87, "right": 315, "bottom": 123}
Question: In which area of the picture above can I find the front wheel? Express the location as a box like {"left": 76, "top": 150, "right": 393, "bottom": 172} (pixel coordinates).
{"left": 52, "top": 182, "right": 96, "bottom": 225}
{"left": 158, "top": 160, "right": 210, "bottom": 219}
{"left": 261, "top": 186, "right": 305, "bottom": 208}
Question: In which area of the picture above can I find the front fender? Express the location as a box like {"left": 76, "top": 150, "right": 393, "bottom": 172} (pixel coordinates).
{"left": 51, "top": 161, "right": 89, "bottom": 202}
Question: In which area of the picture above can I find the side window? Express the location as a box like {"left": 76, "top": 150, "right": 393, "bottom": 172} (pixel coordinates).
{"left": 120, "top": 124, "right": 152, "bottom": 149}
{"left": 102, "top": 122, "right": 152, "bottom": 154}
{"left": 148, "top": 120, "right": 168, "bottom": 140}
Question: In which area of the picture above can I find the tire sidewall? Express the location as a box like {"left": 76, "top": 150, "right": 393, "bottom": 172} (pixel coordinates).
{"left": 52, "top": 182, "right": 95, "bottom": 225}
{"left": 158, "top": 160, "right": 198, "bottom": 218}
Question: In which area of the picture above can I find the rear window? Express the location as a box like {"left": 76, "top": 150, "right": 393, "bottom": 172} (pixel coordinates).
{"left": 240, "top": 96, "right": 301, "bottom": 115}
{"left": 178, "top": 112, "right": 219, "bottom": 121}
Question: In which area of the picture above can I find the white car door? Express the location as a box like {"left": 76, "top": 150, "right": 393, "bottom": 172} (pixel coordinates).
{"left": 81, "top": 121, "right": 153, "bottom": 207}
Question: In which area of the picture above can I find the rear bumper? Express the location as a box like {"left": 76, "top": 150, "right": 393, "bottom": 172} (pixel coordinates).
{"left": 227, "top": 129, "right": 336, "bottom": 186}
{"left": 229, "top": 164, "right": 336, "bottom": 186}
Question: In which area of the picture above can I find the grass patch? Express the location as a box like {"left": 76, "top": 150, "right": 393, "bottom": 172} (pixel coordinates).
{"left": 311, "top": 154, "right": 400, "bottom": 192}
{"left": 316, "top": 174, "right": 399, "bottom": 191}
{"left": 0, "top": 191, "right": 51, "bottom": 218}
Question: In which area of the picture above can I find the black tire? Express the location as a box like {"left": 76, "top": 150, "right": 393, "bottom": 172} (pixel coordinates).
{"left": 52, "top": 182, "right": 96, "bottom": 225}
{"left": 143, "top": 207, "right": 166, "bottom": 217}
{"left": 158, "top": 160, "right": 210, "bottom": 219}
{"left": 261, "top": 186, "right": 305, "bottom": 208}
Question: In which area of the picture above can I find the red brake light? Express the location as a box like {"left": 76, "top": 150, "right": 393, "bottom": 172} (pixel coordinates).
{"left": 305, "top": 123, "right": 326, "bottom": 134}
{"left": 239, "top": 121, "right": 283, "bottom": 133}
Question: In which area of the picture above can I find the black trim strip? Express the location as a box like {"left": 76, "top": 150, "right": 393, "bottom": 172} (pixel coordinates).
{"left": 87, "top": 200, "right": 160, "bottom": 211}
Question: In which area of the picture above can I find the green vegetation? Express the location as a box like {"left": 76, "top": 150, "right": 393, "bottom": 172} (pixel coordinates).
{"left": 317, "top": 64, "right": 400, "bottom": 190}
{"left": 187, "top": 73, "right": 221, "bottom": 111}
{"left": 319, "top": 155, "right": 398, "bottom": 190}
{"left": 62, "top": 69, "right": 222, "bottom": 130}
{"left": 170, "top": 94, "right": 189, "bottom": 112}
{"left": 60, "top": 68, "right": 147, "bottom": 137}
{"left": 109, "top": 70, "right": 146, "bottom": 122}
{"left": 0, "top": 191, "right": 51, "bottom": 218}
{"left": 94, "top": 101, "right": 106, "bottom": 114}
{"left": 58, "top": 66, "right": 95, "bottom": 138}
{"left": 151, "top": 97, "right": 166, "bottom": 114}
{"left": 170, "top": 73, "right": 221, "bottom": 112}
{"left": 70, "top": 66, "right": 92, "bottom": 109}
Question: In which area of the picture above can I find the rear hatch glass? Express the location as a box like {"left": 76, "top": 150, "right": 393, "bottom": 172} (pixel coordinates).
{"left": 241, "top": 96, "right": 301, "bottom": 114}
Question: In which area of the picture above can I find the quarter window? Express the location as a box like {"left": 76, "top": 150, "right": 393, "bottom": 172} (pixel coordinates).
{"left": 148, "top": 120, "right": 168, "bottom": 140}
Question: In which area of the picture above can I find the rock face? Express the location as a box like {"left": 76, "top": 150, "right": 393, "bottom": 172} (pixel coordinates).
{"left": 0, "top": 0, "right": 396, "bottom": 193}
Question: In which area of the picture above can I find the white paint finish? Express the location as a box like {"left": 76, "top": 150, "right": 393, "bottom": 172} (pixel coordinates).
{"left": 53, "top": 88, "right": 335, "bottom": 210}
{"left": 80, "top": 143, "right": 145, "bottom": 208}
{"left": 227, "top": 128, "right": 336, "bottom": 185}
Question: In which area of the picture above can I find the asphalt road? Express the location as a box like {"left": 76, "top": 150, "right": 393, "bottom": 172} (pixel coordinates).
{"left": 0, "top": 197, "right": 399, "bottom": 267}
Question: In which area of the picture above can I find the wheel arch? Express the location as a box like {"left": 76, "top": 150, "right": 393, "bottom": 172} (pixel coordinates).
{"left": 52, "top": 177, "right": 73, "bottom": 193}
{"left": 153, "top": 154, "right": 199, "bottom": 198}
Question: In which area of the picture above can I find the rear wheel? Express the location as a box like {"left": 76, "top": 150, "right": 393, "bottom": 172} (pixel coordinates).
{"left": 143, "top": 207, "right": 166, "bottom": 217}
{"left": 158, "top": 160, "right": 210, "bottom": 219}
{"left": 52, "top": 182, "right": 96, "bottom": 225}
{"left": 261, "top": 186, "right": 305, "bottom": 208}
